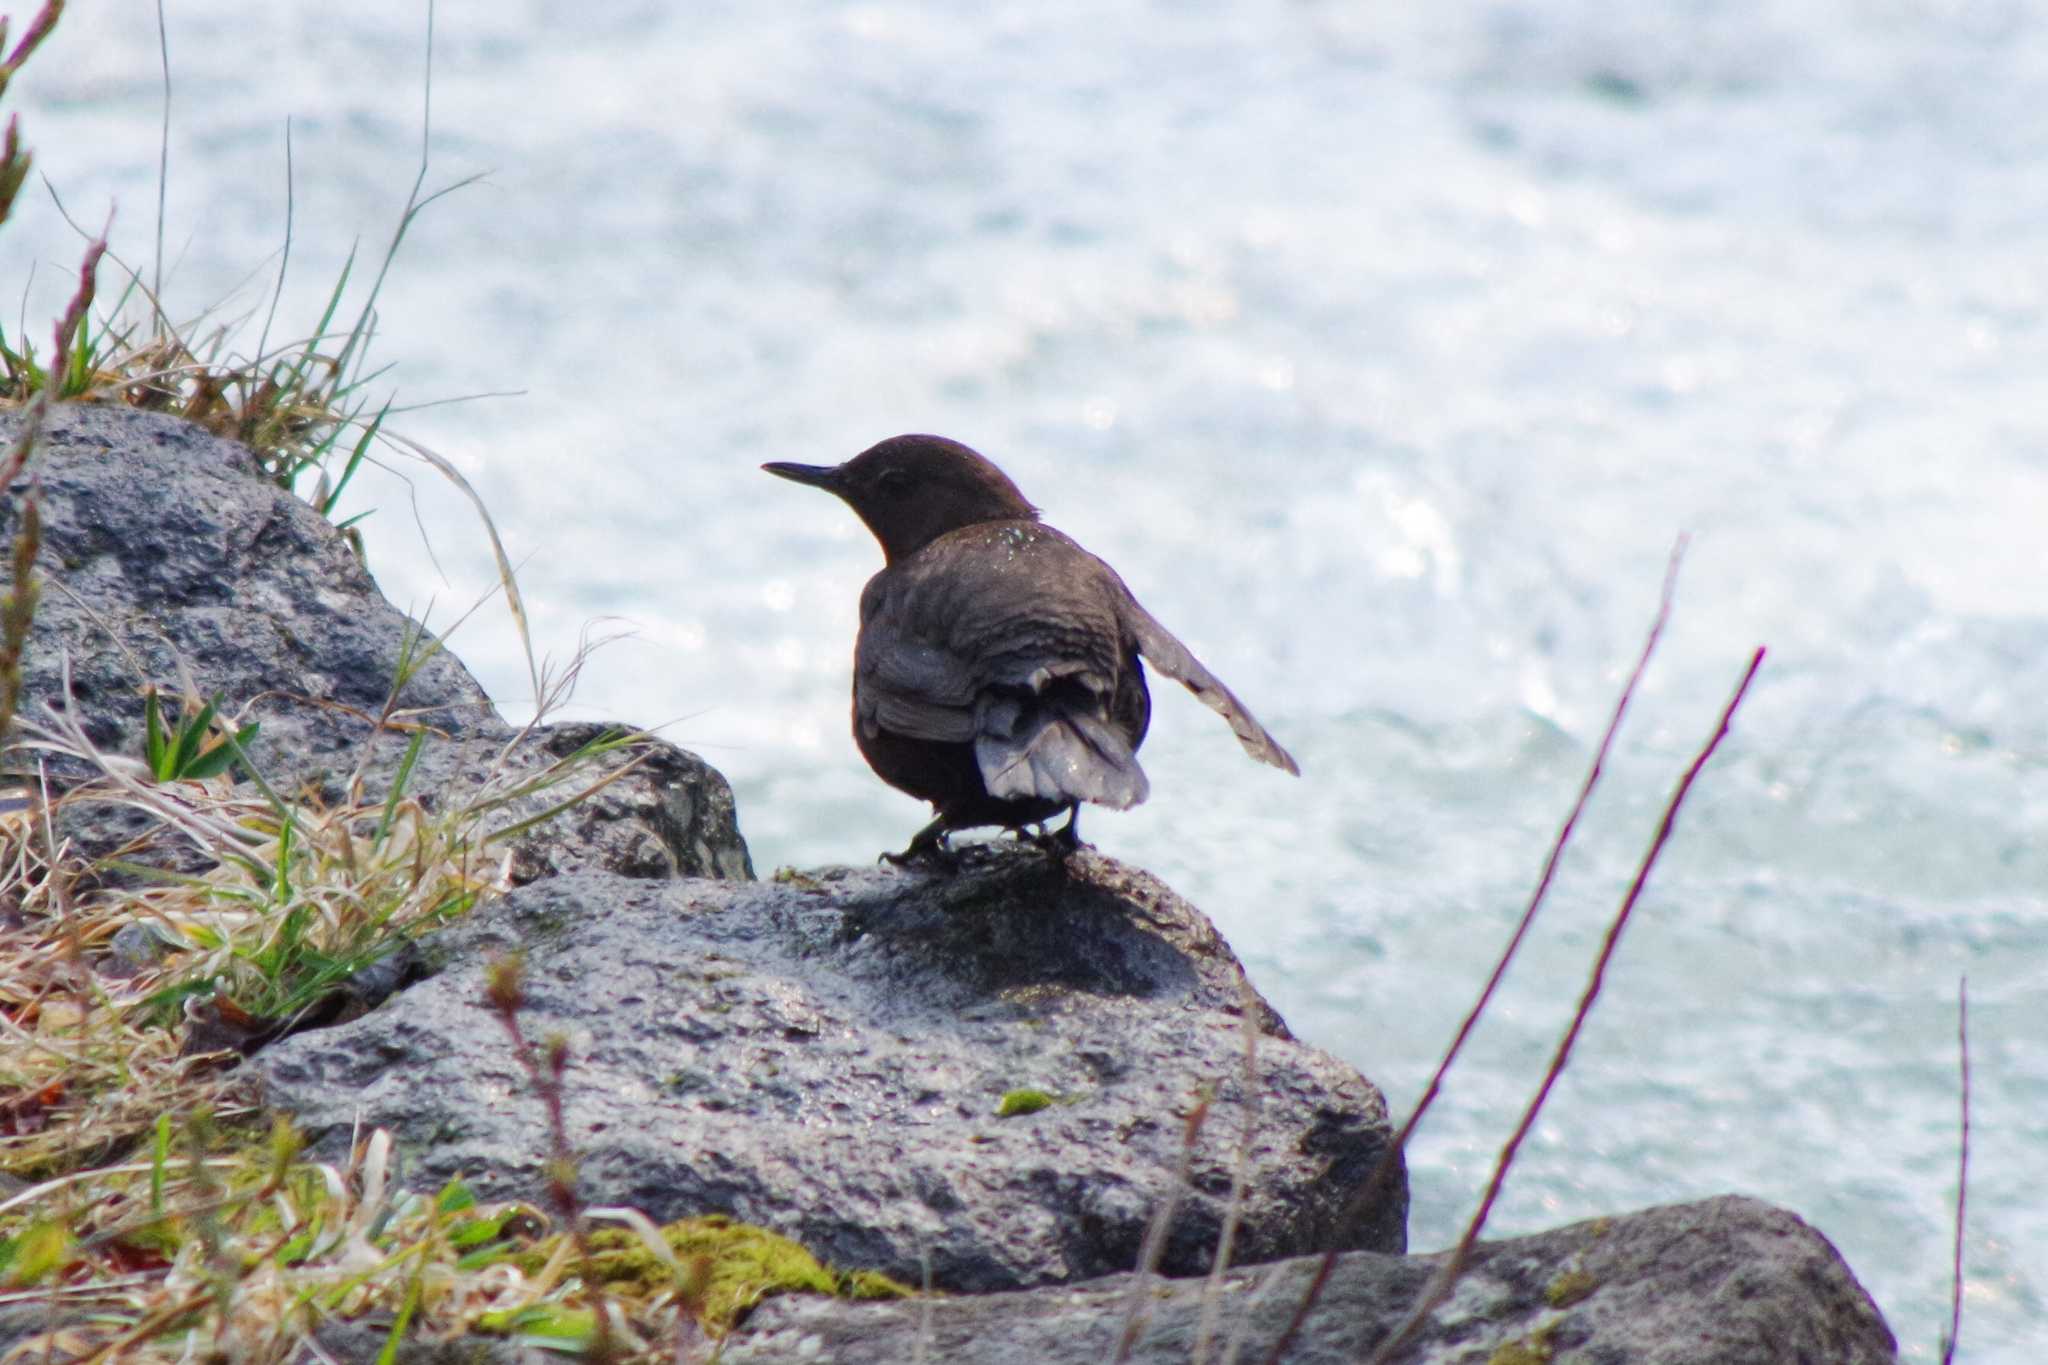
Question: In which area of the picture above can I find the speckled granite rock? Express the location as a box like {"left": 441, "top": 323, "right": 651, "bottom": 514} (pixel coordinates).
{"left": 254, "top": 846, "right": 1406, "bottom": 1292}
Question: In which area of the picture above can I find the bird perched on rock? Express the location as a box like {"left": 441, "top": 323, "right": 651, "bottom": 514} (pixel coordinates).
{"left": 764, "top": 435, "right": 1299, "bottom": 862}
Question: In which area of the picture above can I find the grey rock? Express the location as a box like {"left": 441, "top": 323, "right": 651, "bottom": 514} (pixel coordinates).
{"left": 254, "top": 846, "right": 1406, "bottom": 1292}
{"left": 0, "top": 403, "right": 751, "bottom": 883}
{"left": 486, "top": 720, "right": 753, "bottom": 884}
{"left": 104, "top": 917, "right": 184, "bottom": 976}
{"left": 312, "top": 1321, "right": 531, "bottom": 1364}
{"left": 723, "top": 1195, "right": 1899, "bottom": 1364}
{"left": 0, "top": 1305, "right": 68, "bottom": 1361}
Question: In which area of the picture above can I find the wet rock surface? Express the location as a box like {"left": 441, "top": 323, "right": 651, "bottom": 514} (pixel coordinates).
{"left": 723, "top": 1195, "right": 1899, "bottom": 1364}
{"left": 254, "top": 846, "right": 1407, "bottom": 1291}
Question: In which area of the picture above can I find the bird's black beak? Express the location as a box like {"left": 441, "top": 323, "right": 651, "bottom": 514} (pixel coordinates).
{"left": 762, "top": 461, "right": 840, "bottom": 490}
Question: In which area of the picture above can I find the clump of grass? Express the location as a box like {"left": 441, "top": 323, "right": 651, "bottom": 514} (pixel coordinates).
{"left": 5, "top": 0, "right": 546, "bottom": 696}
{"left": 0, "top": 635, "right": 772, "bottom": 1359}
{"left": 0, "top": 9, "right": 442, "bottom": 488}
{"left": 0, "top": 1113, "right": 577, "bottom": 1362}
{"left": 0, "top": 461, "right": 810, "bottom": 1361}
{"left": 0, "top": 644, "right": 650, "bottom": 1175}
{"left": 0, "top": 0, "right": 512, "bottom": 608}
{"left": 0, "top": 1115, "right": 906, "bottom": 1363}
{"left": 0, "top": 0, "right": 563, "bottom": 1196}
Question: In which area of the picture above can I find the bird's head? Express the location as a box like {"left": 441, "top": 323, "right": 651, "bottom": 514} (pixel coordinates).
{"left": 764, "top": 434, "right": 1040, "bottom": 563}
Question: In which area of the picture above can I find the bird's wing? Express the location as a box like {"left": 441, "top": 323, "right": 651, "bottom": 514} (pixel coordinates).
{"left": 855, "top": 611, "right": 980, "bottom": 742}
{"left": 1120, "top": 592, "right": 1301, "bottom": 776}
{"left": 854, "top": 535, "right": 1136, "bottom": 774}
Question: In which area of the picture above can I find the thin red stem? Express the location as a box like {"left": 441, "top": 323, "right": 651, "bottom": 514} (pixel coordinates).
{"left": 1941, "top": 976, "right": 1970, "bottom": 1365}
{"left": 1362, "top": 645, "right": 1766, "bottom": 1365}
{"left": 1261, "top": 537, "right": 1690, "bottom": 1365}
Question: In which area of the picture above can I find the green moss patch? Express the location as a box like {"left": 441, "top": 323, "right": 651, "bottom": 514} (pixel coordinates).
{"left": 511, "top": 1213, "right": 910, "bottom": 1335}
{"left": 1545, "top": 1266, "right": 1598, "bottom": 1308}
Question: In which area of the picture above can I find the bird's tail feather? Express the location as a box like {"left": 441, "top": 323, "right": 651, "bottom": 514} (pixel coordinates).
{"left": 978, "top": 703, "right": 1150, "bottom": 810}
{"left": 1120, "top": 595, "right": 1301, "bottom": 776}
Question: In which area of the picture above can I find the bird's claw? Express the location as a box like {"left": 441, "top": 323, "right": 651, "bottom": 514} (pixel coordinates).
{"left": 1028, "top": 806, "right": 1083, "bottom": 857}
{"left": 882, "top": 820, "right": 957, "bottom": 869}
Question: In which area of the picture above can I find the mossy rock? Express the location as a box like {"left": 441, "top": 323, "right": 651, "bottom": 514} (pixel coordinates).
{"left": 510, "top": 1214, "right": 910, "bottom": 1333}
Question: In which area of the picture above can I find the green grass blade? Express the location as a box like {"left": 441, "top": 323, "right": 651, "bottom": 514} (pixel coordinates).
{"left": 374, "top": 729, "right": 425, "bottom": 851}
{"left": 143, "top": 688, "right": 169, "bottom": 778}
{"left": 61, "top": 309, "right": 90, "bottom": 396}
{"left": 180, "top": 720, "right": 260, "bottom": 781}
{"left": 150, "top": 1113, "right": 171, "bottom": 1214}
{"left": 276, "top": 240, "right": 358, "bottom": 400}
{"left": 271, "top": 815, "right": 293, "bottom": 904}
{"left": 168, "top": 696, "right": 221, "bottom": 778}
{"left": 375, "top": 1273, "right": 422, "bottom": 1365}
{"left": 283, "top": 418, "right": 348, "bottom": 494}
{"left": 324, "top": 401, "right": 387, "bottom": 513}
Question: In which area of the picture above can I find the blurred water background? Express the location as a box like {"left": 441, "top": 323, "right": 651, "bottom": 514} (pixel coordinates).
{"left": 10, "top": 1, "right": 2044, "bottom": 1356}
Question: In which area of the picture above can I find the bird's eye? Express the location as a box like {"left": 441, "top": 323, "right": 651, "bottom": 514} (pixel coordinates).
{"left": 874, "top": 468, "right": 911, "bottom": 497}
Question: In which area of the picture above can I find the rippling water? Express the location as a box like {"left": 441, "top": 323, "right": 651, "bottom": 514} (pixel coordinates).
{"left": 15, "top": 2, "right": 2045, "bottom": 1356}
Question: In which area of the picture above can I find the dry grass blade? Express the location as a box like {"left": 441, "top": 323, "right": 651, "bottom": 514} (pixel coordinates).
{"left": 0, "top": 632, "right": 657, "bottom": 1180}
{"left": 0, "top": 489, "right": 39, "bottom": 748}
{"left": 913, "top": 1249, "right": 935, "bottom": 1365}
{"left": 0, "top": 1116, "right": 591, "bottom": 1364}
{"left": 1260, "top": 535, "right": 1691, "bottom": 1365}
{"left": 1360, "top": 644, "right": 1767, "bottom": 1365}
{"left": 152, "top": 0, "right": 170, "bottom": 323}
{"left": 0, "top": 678, "right": 705, "bottom": 1357}
{"left": 1217, "top": 1261, "right": 1290, "bottom": 1365}
{"left": 0, "top": 0, "right": 491, "bottom": 559}
{"left": 375, "top": 428, "right": 541, "bottom": 712}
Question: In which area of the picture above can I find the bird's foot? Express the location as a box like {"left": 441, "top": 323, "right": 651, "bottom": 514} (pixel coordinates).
{"left": 881, "top": 841, "right": 959, "bottom": 871}
{"left": 1028, "top": 805, "right": 1085, "bottom": 858}
{"left": 882, "top": 816, "right": 957, "bottom": 870}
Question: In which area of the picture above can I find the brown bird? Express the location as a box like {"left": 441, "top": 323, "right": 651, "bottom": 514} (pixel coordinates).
{"left": 764, "top": 435, "right": 1299, "bottom": 862}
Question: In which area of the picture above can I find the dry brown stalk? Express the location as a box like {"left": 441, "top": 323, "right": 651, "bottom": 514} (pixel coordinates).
{"left": 1940, "top": 976, "right": 1970, "bottom": 1365}
{"left": 1359, "top": 644, "right": 1767, "bottom": 1365}
{"left": 1260, "top": 537, "right": 1692, "bottom": 1364}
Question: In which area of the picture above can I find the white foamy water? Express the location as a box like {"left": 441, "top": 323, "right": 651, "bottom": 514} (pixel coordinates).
{"left": 13, "top": 2, "right": 2044, "bottom": 1356}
